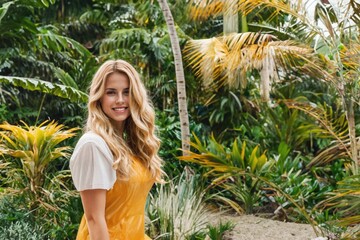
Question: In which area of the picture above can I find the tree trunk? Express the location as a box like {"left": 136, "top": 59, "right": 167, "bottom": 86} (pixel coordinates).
{"left": 223, "top": 1, "right": 238, "bottom": 35}
{"left": 157, "top": 0, "right": 190, "bottom": 154}
{"left": 347, "top": 97, "right": 358, "bottom": 173}
{"left": 260, "top": 55, "right": 271, "bottom": 102}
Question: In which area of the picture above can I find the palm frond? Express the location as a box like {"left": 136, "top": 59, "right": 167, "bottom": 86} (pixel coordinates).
{"left": 308, "top": 140, "right": 354, "bottom": 169}
{"left": 184, "top": 32, "right": 330, "bottom": 90}
{"left": 237, "top": 0, "right": 332, "bottom": 44}
{"left": 340, "top": 42, "right": 360, "bottom": 81}
{"left": 283, "top": 100, "right": 349, "bottom": 141}
{"left": 282, "top": 100, "right": 353, "bottom": 168}
{"left": 183, "top": 36, "right": 227, "bottom": 87}
{"left": 350, "top": 0, "right": 360, "bottom": 26}
{"left": 317, "top": 175, "right": 360, "bottom": 229}
{"left": 188, "top": 0, "right": 223, "bottom": 20}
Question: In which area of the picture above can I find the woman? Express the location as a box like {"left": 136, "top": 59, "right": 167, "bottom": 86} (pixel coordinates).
{"left": 70, "top": 59, "right": 163, "bottom": 240}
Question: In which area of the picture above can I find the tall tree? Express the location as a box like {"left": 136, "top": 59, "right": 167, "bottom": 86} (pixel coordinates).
{"left": 157, "top": 0, "right": 190, "bottom": 153}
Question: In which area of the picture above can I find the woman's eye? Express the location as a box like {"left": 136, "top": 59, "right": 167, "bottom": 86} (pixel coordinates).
{"left": 106, "top": 90, "right": 116, "bottom": 95}
{"left": 123, "top": 89, "right": 130, "bottom": 95}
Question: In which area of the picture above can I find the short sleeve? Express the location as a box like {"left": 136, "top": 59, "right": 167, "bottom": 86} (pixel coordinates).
{"left": 70, "top": 132, "right": 116, "bottom": 191}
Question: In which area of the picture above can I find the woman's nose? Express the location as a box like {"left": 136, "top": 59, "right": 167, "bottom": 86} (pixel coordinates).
{"left": 116, "top": 94, "right": 124, "bottom": 104}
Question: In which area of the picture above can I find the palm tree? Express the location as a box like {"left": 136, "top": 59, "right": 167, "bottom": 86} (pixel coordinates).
{"left": 185, "top": 0, "right": 360, "bottom": 172}
{"left": 235, "top": 0, "right": 360, "bottom": 172}
{"left": 157, "top": 0, "right": 190, "bottom": 153}
{"left": 94, "top": 0, "right": 191, "bottom": 152}
{"left": 186, "top": 0, "right": 327, "bottom": 103}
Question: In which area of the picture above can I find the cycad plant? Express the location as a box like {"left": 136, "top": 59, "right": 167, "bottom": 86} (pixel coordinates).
{"left": 0, "top": 120, "right": 78, "bottom": 214}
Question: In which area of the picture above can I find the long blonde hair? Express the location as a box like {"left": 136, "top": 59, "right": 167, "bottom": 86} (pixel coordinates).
{"left": 86, "top": 59, "right": 163, "bottom": 181}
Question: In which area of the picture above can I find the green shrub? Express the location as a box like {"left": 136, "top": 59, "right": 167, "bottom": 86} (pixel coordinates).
{"left": 0, "top": 220, "right": 45, "bottom": 240}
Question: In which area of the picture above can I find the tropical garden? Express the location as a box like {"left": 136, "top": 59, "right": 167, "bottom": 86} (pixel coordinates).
{"left": 0, "top": 0, "right": 359, "bottom": 239}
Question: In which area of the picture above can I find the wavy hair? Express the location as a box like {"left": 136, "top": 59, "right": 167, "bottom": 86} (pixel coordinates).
{"left": 86, "top": 59, "right": 163, "bottom": 181}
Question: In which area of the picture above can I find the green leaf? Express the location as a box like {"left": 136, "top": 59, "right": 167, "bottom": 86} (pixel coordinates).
{"left": 100, "top": 28, "right": 151, "bottom": 54}
{"left": 231, "top": 139, "right": 245, "bottom": 169}
{"left": 0, "top": 1, "right": 14, "bottom": 23}
{"left": 53, "top": 67, "right": 78, "bottom": 89}
{"left": 0, "top": 76, "right": 88, "bottom": 103}
{"left": 38, "top": 30, "right": 93, "bottom": 58}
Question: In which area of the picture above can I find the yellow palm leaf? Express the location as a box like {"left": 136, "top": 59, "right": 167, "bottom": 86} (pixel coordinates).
{"left": 188, "top": 0, "right": 224, "bottom": 20}
{"left": 184, "top": 32, "right": 327, "bottom": 96}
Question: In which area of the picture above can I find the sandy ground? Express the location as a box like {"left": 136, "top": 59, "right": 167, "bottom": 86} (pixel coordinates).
{"left": 219, "top": 214, "right": 319, "bottom": 240}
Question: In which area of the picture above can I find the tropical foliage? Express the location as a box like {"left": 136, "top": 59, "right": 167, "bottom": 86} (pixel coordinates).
{"left": 0, "top": 120, "right": 78, "bottom": 210}
{"left": 0, "top": 0, "right": 359, "bottom": 239}
{"left": 146, "top": 172, "right": 215, "bottom": 239}
{"left": 0, "top": 120, "right": 80, "bottom": 238}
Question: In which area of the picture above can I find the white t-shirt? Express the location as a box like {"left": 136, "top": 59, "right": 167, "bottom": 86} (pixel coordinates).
{"left": 70, "top": 131, "right": 116, "bottom": 191}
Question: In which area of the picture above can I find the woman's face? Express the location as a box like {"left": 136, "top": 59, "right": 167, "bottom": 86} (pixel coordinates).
{"left": 100, "top": 72, "right": 131, "bottom": 129}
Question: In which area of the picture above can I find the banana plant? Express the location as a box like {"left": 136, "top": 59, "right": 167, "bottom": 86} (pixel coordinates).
{"left": 0, "top": 1, "right": 95, "bottom": 124}
{"left": 0, "top": 120, "right": 78, "bottom": 213}
{"left": 0, "top": 76, "right": 88, "bottom": 103}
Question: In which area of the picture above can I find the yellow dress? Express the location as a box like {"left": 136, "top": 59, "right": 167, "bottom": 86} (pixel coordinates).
{"left": 76, "top": 158, "right": 154, "bottom": 240}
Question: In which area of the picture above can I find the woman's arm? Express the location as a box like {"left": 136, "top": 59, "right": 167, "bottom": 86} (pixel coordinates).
{"left": 80, "top": 189, "right": 109, "bottom": 240}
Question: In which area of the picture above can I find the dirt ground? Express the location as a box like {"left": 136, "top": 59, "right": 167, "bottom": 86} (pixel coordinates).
{"left": 219, "top": 214, "right": 319, "bottom": 240}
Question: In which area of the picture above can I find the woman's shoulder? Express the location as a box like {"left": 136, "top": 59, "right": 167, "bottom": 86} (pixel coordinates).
{"left": 70, "top": 131, "right": 116, "bottom": 191}
{"left": 77, "top": 131, "right": 105, "bottom": 144}
{"left": 73, "top": 131, "right": 111, "bottom": 156}
{"left": 75, "top": 131, "right": 108, "bottom": 147}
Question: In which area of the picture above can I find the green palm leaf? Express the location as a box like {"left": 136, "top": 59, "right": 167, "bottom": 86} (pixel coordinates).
{"left": 317, "top": 175, "right": 360, "bottom": 235}
{"left": 282, "top": 100, "right": 352, "bottom": 168}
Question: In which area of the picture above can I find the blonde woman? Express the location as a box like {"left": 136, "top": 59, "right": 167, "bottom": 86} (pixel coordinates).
{"left": 70, "top": 59, "right": 163, "bottom": 240}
